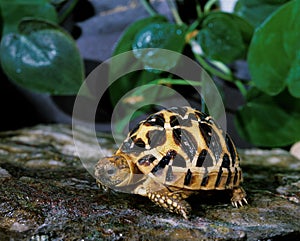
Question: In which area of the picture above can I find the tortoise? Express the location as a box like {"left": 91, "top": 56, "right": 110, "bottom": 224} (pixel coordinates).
{"left": 95, "top": 106, "right": 247, "bottom": 219}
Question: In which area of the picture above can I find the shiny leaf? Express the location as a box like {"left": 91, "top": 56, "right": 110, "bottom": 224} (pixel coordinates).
{"left": 109, "top": 16, "right": 167, "bottom": 105}
{"left": 197, "top": 12, "right": 253, "bottom": 64}
{"left": 132, "top": 22, "right": 187, "bottom": 71}
{"left": 0, "top": 19, "right": 84, "bottom": 95}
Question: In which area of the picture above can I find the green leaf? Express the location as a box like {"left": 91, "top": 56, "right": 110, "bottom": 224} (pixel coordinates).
{"left": 248, "top": 0, "right": 300, "bottom": 97}
{"left": 113, "top": 15, "right": 167, "bottom": 55}
{"left": 0, "top": 0, "right": 58, "bottom": 34}
{"left": 197, "top": 12, "right": 253, "bottom": 64}
{"left": 132, "top": 22, "right": 187, "bottom": 71}
{"left": 0, "top": 19, "right": 84, "bottom": 95}
{"left": 109, "top": 16, "right": 167, "bottom": 106}
{"left": 0, "top": 9, "right": 3, "bottom": 38}
{"left": 235, "top": 88, "right": 300, "bottom": 147}
{"left": 234, "top": 0, "right": 291, "bottom": 27}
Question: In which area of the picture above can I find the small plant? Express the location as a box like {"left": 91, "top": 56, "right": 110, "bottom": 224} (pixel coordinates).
{"left": 108, "top": 0, "right": 300, "bottom": 147}
{"left": 0, "top": 0, "right": 84, "bottom": 95}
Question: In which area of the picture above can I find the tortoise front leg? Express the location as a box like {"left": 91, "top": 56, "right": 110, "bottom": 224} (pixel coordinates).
{"left": 231, "top": 186, "right": 248, "bottom": 207}
{"left": 147, "top": 191, "right": 191, "bottom": 219}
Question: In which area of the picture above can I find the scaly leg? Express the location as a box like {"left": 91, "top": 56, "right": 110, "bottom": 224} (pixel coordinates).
{"left": 231, "top": 186, "right": 248, "bottom": 207}
{"left": 147, "top": 191, "right": 191, "bottom": 219}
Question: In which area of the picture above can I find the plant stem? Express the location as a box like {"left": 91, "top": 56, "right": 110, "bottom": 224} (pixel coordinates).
{"left": 204, "top": 0, "right": 218, "bottom": 14}
{"left": 167, "top": 0, "right": 184, "bottom": 25}
{"left": 140, "top": 0, "right": 158, "bottom": 16}
{"left": 195, "top": 0, "right": 203, "bottom": 18}
{"left": 234, "top": 79, "right": 248, "bottom": 97}
{"left": 193, "top": 51, "right": 233, "bottom": 81}
{"left": 156, "top": 78, "right": 202, "bottom": 86}
{"left": 193, "top": 48, "right": 248, "bottom": 97}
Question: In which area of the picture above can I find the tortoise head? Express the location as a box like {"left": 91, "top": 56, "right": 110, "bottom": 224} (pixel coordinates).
{"left": 95, "top": 154, "right": 132, "bottom": 190}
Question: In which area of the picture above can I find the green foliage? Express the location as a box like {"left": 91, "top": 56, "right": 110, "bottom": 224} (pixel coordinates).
{"left": 197, "top": 12, "right": 253, "bottom": 64}
{"left": 0, "top": 0, "right": 84, "bottom": 95}
{"left": 109, "top": 16, "right": 167, "bottom": 106}
{"left": 132, "top": 22, "right": 187, "bottom": 71}
{"left": 113, "top": 16, "right": 168, "bottom": 55}
{"left": 0, "top": 0, "right": 58, "bottom": 34}
{"left": 235, "top": 88, "right": 300, "bottom": 146}
{"left": 248, "top": 0, "right": 300, "bottom": 97}
{"left": 237, "top": 0, "right": 300, "bottom": 147}
{"left": 234, "top": 0, "right": 291, "bottom": 27}
{"left": 111, "top": 0, "right": 300, "bottom": 147}
{"left": 1, "top": 19, "right": 84, "bottom": 94}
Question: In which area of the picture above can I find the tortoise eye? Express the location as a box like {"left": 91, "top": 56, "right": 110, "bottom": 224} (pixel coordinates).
{"left": 106, "top": 167, "right": 116, "bottom": 176}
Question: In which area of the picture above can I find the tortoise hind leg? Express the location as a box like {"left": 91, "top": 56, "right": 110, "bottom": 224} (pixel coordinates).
{"left": 147, "top": 191, "right": 191, "bottom": 219}
{"left": 231, "top": 186, "right": 248, "bottom": 207}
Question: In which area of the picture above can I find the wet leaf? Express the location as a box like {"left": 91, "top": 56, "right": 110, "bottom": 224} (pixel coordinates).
{"left": 113, "top": 15, "right": 167, "bottom": 56}
{"left": 197, "top": 12, "right": 253, "bottom": 64}
{"left": 0, "top": 19, "right": 84, "bottom": 95}
{"left": 109, "top": 16, "right": 167, "bottom": 106}
{"left": 132, "top": 22, "right": 187, "bottom": 72}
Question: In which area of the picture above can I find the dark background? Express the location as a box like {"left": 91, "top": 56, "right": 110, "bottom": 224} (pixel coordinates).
{"left": 0, "top": 0, "right": 251, "bottom": 147}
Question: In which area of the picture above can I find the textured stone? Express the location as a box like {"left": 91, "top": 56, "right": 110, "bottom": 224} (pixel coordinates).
{"left": 290, "top": 141, "right": 300, "bottom": 160}
{"left": 0, "top": 124, "right": 299, "bottom": 240}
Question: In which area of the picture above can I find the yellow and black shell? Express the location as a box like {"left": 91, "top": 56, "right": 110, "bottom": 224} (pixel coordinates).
{"left": 116, "top": 106, "right": 243, "bottom": 191}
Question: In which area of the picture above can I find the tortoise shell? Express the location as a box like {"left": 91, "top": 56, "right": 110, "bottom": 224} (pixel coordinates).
{"left": 95, "top": 106, "right": 247, "bottom": 219}
{"left": 117, "top": 106, "right": 242, "bottom": 191}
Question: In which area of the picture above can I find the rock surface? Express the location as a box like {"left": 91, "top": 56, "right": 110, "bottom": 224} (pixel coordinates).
{"left": 0, "top": 124, "right": 300, "bottom": 240}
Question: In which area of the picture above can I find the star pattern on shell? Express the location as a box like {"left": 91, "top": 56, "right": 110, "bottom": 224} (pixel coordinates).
{"left": 95, "top": 106, "right": 247, "bottom": 219}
